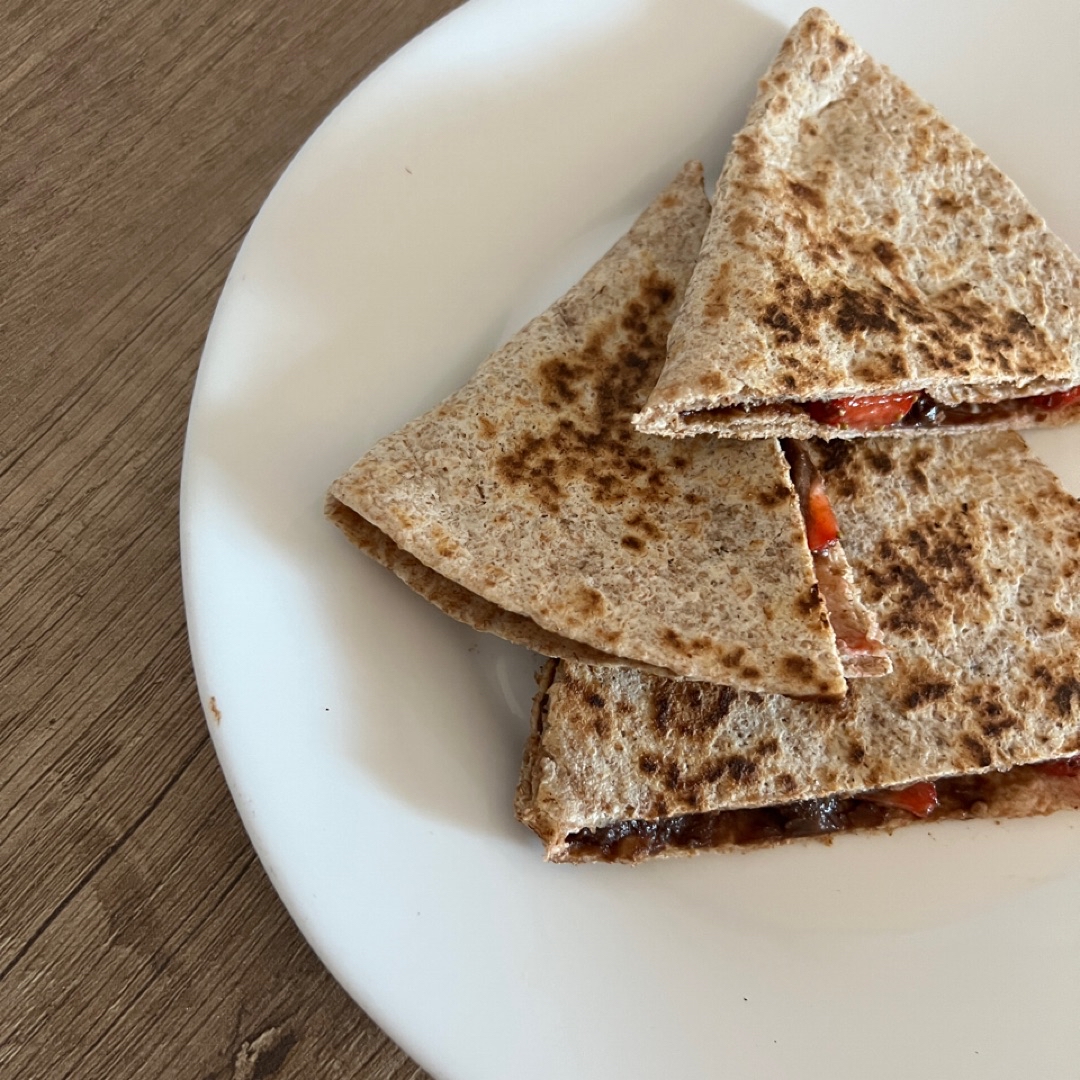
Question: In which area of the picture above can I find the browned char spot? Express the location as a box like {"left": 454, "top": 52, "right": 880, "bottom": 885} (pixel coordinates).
{"left": 863, "top": 515, "right": 991, "bottom": 644}
{"left": 664, "top": 760, "right": 680, "bottom": 791}
{"left": 961, "top": 734, "right": 993, "bottom": 768}
{"left": 725, "top": 755, "right": 758, "bottom": 784}
{"left": 1053, "top": 679, "right": 1080, "bottom": 718}
{"left": 624, "top": 511, "right": 662, "bottom": 539}
{"left": 703, "top": 260, "right": 732, "bottom": 322}
{"left": 903, "top": 681, "right": 950, "bottom": 710}
{"left": 834, "top": 287, "right": 900, "bottom": 337}
{"left": 934, "top": 191, "right": 966, "bottom": 214}
{"left": 1030, "top": 664, "right": 1054, "bottom": 689}
{"left": 787, "top": 179, "right": 824, "bottom": 211}
{"left": 751, "top": 217, "right": 1053, "bottom": 383}
{"left": 720, "top": 646, "right": 746, "bottom": 670}
{"left": 653, "top": 689, "right": 673, "bottom": 735}
{"left": 435, "top": 536, "right": 459, "bottom": 559}
{"left": 817, "top": 440, "right": 855, "bottom": 475}
{"left": 866, "top": 450, "right": 892, "bottom": 475}
{"left": 727, "top": 210, "right": 756, "bottom": 245}
{"left": 668, "top": 684, "right": 736, "bottom": 740}
{"left": 781, "top": 655, "right": 816, "bottom": 681}
{"left": 569, "top": 587, "right": 605, "bottom": 622}
{"left": 758, "top": 482, "right": 791, "bottom": 508}
{"left": 493, "top": 271, "right": 678, "bottom": 513}
{"left": 981, "top": 715, "right": 1018, "bottom": 739}
{"left": 661, "top": 627, "right": 690, "bottom": 657}
{"left": 762, "top": 304, "right": 803, "bottom": 345}
{"left": 872, "top": 239, "right": 900, "bottom": 268}
{"left": 796, "top": 584, "right": 824, "bottom": 615}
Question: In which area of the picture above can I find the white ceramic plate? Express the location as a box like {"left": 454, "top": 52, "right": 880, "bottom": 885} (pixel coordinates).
{"left": 181, "top": 2, "right": 1080, "bottom": 1077}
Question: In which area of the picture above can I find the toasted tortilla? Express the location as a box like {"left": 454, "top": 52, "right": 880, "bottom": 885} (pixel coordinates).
{"left": 516, "top": 431, "right": 1080, "bottom": 861}
{"left": 635, "top": 8, "right": 1080, "bottom": 440}
{"left": 328, "top": 163, "right": 886, "bottom": 696}
{"left": 326, "top": 497, "right": 673, "bottom": 675}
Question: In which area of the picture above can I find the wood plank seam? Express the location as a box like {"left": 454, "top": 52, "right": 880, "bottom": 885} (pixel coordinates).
{"left": 51, "top": 847, "right": 259, "bottom": 1080}
{"left": 0, "top": 604, "right": 196, "bottom": 845}
{"left": 0, "top": 732, "right": 207, "bottom": 983}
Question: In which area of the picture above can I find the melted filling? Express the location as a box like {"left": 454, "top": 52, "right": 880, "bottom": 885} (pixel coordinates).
{"left": 682, "top": 386, "right": 1080, "bottom": 431}
{"left": 784, "top": 440, "right": 884, "bottom": 661}
{"left": 812, "top": 548, "right": 877, "bottom": 656}
{"left": 563, "top": 762, "right": 1078, "bottom": 862}
{"left": 900, "top": 393, "right": 1038, "bottom": 428}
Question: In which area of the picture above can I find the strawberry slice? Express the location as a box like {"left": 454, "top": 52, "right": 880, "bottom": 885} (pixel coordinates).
{"left": 806, "top": 392, "right": 920, "bottom": 430}
{"left": 804, "top": 476, "right": 839, "bottom": 553}
{"left": 1036, "top": 755, "right": 1080, "bottom": 777}
{"left": 863, "top": 781, "right": 939, "bottom": 818}
{"left": 1024, "top": 386, "right": 1080, "bottom": 412}
{"left": 785, "top": 440, "right": 840, "bottom": 553}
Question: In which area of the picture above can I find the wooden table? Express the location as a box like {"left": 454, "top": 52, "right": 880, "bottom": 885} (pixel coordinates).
{"left": 1, "top": 1, "right": 464, "bottom": 1075}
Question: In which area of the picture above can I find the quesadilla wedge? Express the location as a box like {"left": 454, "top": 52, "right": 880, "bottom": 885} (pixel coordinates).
{"left": 327, "top": 163, "right": 888, "bottom": 697}
{"left": 516, "top": 431, "right": 1080, "bottom": 861}
{"left": 634, "top": 8, "right": 1080, "bottom": 441}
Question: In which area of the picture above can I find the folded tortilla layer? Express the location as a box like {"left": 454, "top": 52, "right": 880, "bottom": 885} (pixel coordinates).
{"left": 517, "top": 431, "right": 1080, "bottom": 860}
{"left": 635, "top": 8, "right": 1080, "bottom": 440}
{"left": 328, "top": 163, "right": 885, "bottom": 696}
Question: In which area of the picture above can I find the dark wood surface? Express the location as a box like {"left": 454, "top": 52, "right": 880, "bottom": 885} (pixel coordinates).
{"left": 0, "top": 1, "right": 465, "bottom": 1075}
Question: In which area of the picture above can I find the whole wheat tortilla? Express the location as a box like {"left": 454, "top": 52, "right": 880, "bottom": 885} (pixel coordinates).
{"left": 328, "top": 163, "right": 884, "bottom": 697}
{"left": 635, "top": 8, "right": 1080, "bottom": 440}
{"left": 516, "top": 431, "right": 1080, "bottom": 861}
{"left": 326, "top": 497, "right": 676, "bottom": 675}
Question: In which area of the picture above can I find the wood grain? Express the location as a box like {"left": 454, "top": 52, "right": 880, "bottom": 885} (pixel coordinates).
{"left": 0, "top": 0, "right": 463, "bottom": 1075}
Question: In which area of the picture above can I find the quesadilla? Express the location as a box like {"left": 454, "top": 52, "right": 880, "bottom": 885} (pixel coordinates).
{"left": 516, "top": 431, "right": 1080, "bottom": 861}
{"left": 634, "top": 8, "right": 1080, "bottom": 441}
{"left": 327, "top": 162, "right": 888, "bottom": 697}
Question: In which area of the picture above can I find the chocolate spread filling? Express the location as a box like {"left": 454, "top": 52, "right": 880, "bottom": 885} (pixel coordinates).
{"left": 682, "top": 388, "right": 1080, "bottom": 430}
{"left": 562, "top": 765, "right": 1061, "bottom": 862}
{"left": 899, "top": 393, "right": 1042, "bottom": 427}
